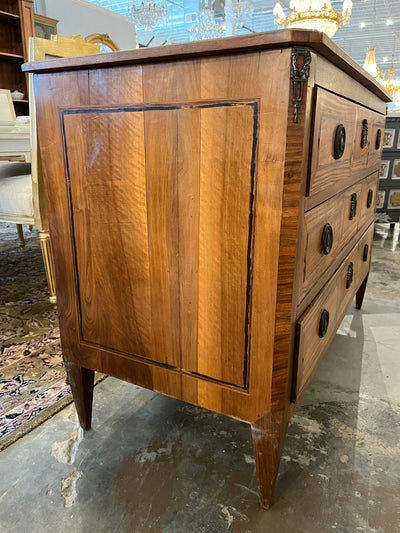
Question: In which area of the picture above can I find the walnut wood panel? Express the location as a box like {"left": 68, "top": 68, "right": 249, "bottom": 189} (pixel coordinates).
{"left": 308, "top": 87, "right": 356, "bottom": 199}
{"left": 196, "top": 104, "right": 255, "bottom": 386}
{"left": 62, "top": 102, "right": 256, "bottom": 385}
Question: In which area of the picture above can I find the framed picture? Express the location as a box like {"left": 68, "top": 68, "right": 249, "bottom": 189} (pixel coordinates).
{"left": 383, "top": 128, "right": 395, "bottom": 149}
{"left": 388, "top": 190, "right": 400, "bottom": 209}
{"left": 380, "top": 160, "right": 390, "bottom": 179}
{"left": 376, "top": 190, "right": 385, "bottom": 209}
{"left": 392, "top": 159, "right": 400, "bottom": 179}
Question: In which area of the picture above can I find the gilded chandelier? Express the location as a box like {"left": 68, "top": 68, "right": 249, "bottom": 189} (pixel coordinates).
{"left": 363, "top": 47, "right": 400, "bottom": 97}
{"left": 273, "top": 0, "right": 353, "bottom": 38}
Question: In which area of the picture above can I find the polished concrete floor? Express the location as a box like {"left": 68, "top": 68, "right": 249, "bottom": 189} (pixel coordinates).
{"left": 0, "top": 232, "right": 399, "bottom": 533}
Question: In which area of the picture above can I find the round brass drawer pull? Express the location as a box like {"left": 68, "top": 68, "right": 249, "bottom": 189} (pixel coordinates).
{"left": 363, "top": 244, "right": 369, "bottom": 262}
{"left": 319, "top": 309, "right": 330, "bottom": 338}
{"left": 334, "top": 124, "right": 346, "bottom": 159}
{"left": 376, "top": 128, "right": 382, "bottom": 150}
{"left": 321, "top": 223, "right": 333, "bottom": 255}
{"left": 361, "top": 119, "right": 368, "bottom": 149}
{"left": 346, "top": 262, "right": 354, "bottom": 289}
{"left": 367, "top": 188, "right": 373, "bottom": 208}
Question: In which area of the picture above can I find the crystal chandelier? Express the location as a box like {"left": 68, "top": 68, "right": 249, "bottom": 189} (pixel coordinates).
{"left": 188, "top": 2, "right": 225, "bottom": 41}
{"left": 225, "top": 0, "right": 254, "bottom": 28}
{"left": 128, "top": 0, "right": 168, "bottom": 32}
{"left": 273, "top": 0, "right": 352, "bottom": 38}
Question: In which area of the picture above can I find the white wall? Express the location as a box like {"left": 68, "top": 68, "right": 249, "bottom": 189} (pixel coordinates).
{"left": 36, "top": 0, "right": 136, "bottom": 51}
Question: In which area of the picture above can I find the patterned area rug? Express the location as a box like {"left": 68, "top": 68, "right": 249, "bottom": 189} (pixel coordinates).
{"left": 0, "top": 223, "right": 102, "bottom": 451}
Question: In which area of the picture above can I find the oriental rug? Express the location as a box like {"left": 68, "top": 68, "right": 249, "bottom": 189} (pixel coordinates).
{"left": 0, "top": 223, "right": 103, "bottom": 451}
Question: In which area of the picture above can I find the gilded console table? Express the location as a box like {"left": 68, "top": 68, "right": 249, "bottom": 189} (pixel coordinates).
{"left": 24, "top": 29, "right": 390, "bottom": 508}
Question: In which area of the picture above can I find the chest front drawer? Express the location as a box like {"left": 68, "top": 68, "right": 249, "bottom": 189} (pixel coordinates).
{"left": 352, "top": 108, "right": 385, "bottom": 178}
{"left": 299, "top": 177, "right": 373, "bottom": 302}
{"left": 309, "top": 88, "right": 356, "bottom": 199}
{"left": 358, "top": 172, "right": 379, "bottom": 229}
{"left": 309, "top": 88, "right": 385, "bottom": 203}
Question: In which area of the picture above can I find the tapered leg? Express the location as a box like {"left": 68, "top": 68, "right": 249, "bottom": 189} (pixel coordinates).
{"left": 16, "top": 224, "right": 25, "bottom": 248}
{"left": 251, "top": 412, "right": 285, "bottom": 509}
{"left": 63, "top": 355, "right": 95, "bottom": 430}
{"left": 356, "top": 273, "right": 369, "bottom": 310}
{"left": 39, "top": 231, "right": 57, "bottom": 307}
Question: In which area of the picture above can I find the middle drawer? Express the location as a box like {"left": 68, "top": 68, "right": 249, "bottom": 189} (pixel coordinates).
{"left": 298, "top": 172, "right": 378, "bottom": 302}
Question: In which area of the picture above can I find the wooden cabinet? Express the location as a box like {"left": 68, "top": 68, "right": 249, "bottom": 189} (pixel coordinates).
{"left": 0, "top": 0, "right": 34, "bottom": 116}
{"left": 24, "top": 29, "right": 390, "bottom": 509}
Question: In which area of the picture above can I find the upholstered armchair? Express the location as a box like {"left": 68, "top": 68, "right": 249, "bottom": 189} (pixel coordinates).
{"left": 0, "top": 35, "right": 100, "bottom": 305}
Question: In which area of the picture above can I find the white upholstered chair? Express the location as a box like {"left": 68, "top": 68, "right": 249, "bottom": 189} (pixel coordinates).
{"left": 0, "top": 35, "right": 100, "bottom": 305}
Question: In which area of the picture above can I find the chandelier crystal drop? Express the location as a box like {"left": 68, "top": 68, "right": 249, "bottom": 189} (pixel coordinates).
{"left": 188, "top": 2, "right": 225, "bottom": 41}
{"left": 273, "top": 0, "right": 352, "bottom": 38}
{"left": 225, "top": 0, "right": 254, "bottom": 28}
{"left": 129, "top": 0, "right": 168, "bottom": 32}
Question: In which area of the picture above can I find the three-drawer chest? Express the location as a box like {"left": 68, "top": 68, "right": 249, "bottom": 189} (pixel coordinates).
{"left": 24, "top": 29, "right": 390, "bottom": 508}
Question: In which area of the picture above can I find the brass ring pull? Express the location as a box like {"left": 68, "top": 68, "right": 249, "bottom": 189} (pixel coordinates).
{"left": 319, "top": 309, "right": 330, "bottom": 338}
{"left": 321, "top": 223, "right": 333, "bottom": 255}
{"left": 334, "top": 124, "right": 346, "bottom": 159}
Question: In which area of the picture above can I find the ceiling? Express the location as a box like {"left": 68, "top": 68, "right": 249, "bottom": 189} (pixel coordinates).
{"left": 87, "top": 0, "right": 400, "bottom": 77}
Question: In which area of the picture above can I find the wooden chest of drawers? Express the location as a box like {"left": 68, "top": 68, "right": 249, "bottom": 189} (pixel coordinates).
{"left": 24, "top": 29, "right": 390, "bottom": 508}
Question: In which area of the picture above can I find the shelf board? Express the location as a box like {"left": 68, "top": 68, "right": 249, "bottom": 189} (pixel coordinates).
{"left": 0, "top": 51, "right": 24, "bottom": 61}
{"left": 0, "top": 10, "right": 20, "bottom": 21}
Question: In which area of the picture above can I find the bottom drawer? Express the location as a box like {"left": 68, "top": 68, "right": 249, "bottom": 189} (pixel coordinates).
{"left": 292, "top": 222, "right": 375, "bottom": 402}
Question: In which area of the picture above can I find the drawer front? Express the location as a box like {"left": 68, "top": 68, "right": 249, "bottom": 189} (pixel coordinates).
{"left": 352, "top": 107, "right": 385, "bottom": 178}
{"left": 356, "top": 222, "right": 375, "bottom": 288}
{"left": 299, "top": 175, "right": 376, "bottom": 301}
{"left": 309, "top": 88, "right": 385, "bottom": 201}
{"left": 309, "top": 88, "right": 356, "bottom": 198}
{"left": 293, "top": 224, "right": 375, "bottom": 401}
{"left": 358, "top": 172, "right": 379, "bottom": 229}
